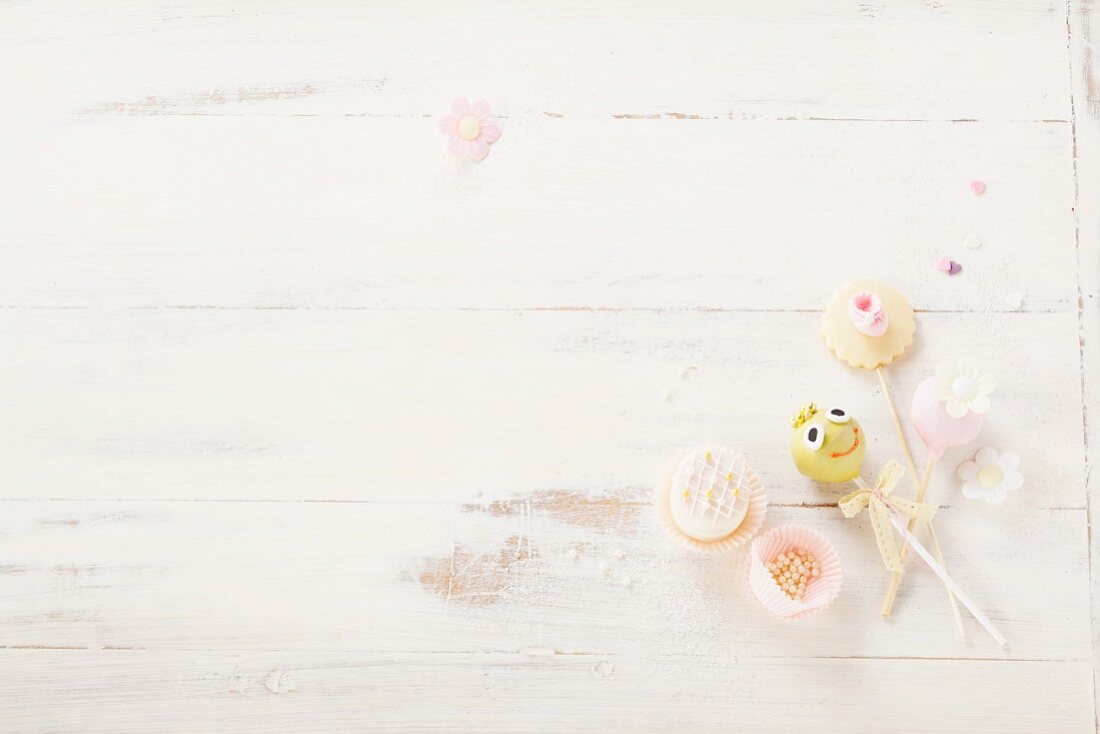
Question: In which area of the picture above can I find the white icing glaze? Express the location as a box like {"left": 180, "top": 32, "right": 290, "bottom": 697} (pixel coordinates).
{"left": 668, "top": 446, "right": 751, "bottom": 542}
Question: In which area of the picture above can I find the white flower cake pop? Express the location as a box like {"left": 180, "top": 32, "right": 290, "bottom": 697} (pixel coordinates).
{"left": 911, "top": 358, "right": 995, "bottom": 460}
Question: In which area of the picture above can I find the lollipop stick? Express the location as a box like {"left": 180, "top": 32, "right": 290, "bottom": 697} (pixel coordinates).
{"left": 925, "top": 520, "right": 966, "bottom": 637}
{"left": 876, "top": 366, "right": 919, "bottom": 478}
{"left": 885, "top": 511, "right": 1006, "bottom": 647}
{"left": 854, "top": 477, "right": 1003, "bottom": 645}
{"left": 876, "top": 370, "right": 963, "bottom": 629}
{"left": 881, "top": 459, "right": 964, "bottom": 636}
{"left": 882, "top": 459, "right": 932, "bottom": 615}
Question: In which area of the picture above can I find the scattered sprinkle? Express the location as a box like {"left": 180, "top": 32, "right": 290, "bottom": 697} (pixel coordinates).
{"left": 591, "top": 661, "right": 615, "bottom": 679}
{"left": 964, "top": 231, "right": 982, "bottom": 249}
{"left": 621, "top": 575, "right": 633, "bottom": 587}
{"left": 969, "top": 180, "right": 986, "bottom": 196}
{"left": 662, "top": 389, "right": 673, "bottom": 403}
{"left": 566, "top": 547, "right": 579, "bottom": 561}
{"left": 679, "top": 365, "right": 696, "bottom": 379}
{"left": 935, "top": 256, "right": 962, "bottom": 275}
{"left": 599, "top": 561, "right": 611, "bottom": 576}
{"left": 614, "top": 548, "right": 625, "bottom": 560}
{"left": 1005, "top": 292, "right": 1023, "bottom": 309}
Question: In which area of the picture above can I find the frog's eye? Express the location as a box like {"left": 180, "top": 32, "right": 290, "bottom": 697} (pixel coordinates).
{"left": 826, "top": 407, "right": 850, "bottom": 424}
{"left": 803, "top": 424, "right": 825, "bottom": 451}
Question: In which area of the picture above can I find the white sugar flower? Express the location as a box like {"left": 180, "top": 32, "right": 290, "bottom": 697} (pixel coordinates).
{"left": 933, "top": 358, "right": 996, "bottom": 418}
{"left": 957, "top": 447, "right": 1022, "bottom": 504}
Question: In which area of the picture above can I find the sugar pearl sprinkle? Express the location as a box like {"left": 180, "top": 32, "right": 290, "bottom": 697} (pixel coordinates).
{"left": 766, "top": 547, "right": 820, "bottom": 602}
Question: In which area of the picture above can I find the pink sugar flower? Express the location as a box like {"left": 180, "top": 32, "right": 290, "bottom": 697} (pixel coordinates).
{"left": 439, "top": 97, "right": 501, "bottom": 162}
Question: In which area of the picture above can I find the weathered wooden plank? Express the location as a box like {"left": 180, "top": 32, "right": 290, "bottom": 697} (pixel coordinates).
{"left": 0, "top": 309, "right": 1082, "bottom": 507}
{"left": 0, "top": 117, "right": 1074, "bottom": 311}
{"left": 0, "top": 0, "right": 1070, "bottom": 122}
{"left": 0, "top": 649, "right": 1091, "bottom": 733}
{"left": 0, "top": 502, "right": 1087, "bottom": 661}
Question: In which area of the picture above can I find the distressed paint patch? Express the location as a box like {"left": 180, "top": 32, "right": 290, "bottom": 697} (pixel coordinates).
{"left": 462, "top": 487, "right": 648, "bottom": 534}
{"left": 1083, "top": 5, "right": 1100, "bottom": 118}
{"left": 611, "top": 113, "right": 713, "bottom": 120}
{"left": 52, "top": 564, "right": 100, "bottom": 576}
{"left": 418, "top": 535, "right": 537, "bottom": 607}
{"left": 85, "top": 84, "right": 319, "bottom": 114}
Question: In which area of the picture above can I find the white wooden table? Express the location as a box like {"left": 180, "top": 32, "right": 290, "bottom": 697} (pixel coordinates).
{"left": 2, "top": 2, "right": 1099, "bottom": 731}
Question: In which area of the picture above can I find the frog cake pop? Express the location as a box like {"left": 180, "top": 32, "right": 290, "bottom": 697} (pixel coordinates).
{"left": 789, "top": 401, "right": 929, "bottom": 571}
{"left": 789, "top": 403, "right": 865, "bottom": 484}
{"left": 789, "top": 401, "right": 1005, "bottom": 645}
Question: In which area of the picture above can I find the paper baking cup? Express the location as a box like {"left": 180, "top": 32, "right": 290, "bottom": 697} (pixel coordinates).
{"left": 744, "top": 525, "right": 842, "bottom": 620}
{"left": 656, "top": 449, "right": 767, "bottom": 553}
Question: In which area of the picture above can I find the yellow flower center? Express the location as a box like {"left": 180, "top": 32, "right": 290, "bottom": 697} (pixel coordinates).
{"left": 978, "top": 465, "right": 1003, "bottom": 488}
{"left": 952, "top": 376, "right": 977, "bottom": 400}
{"left": 458, "top": 115, "right": 481, "bottom": 141}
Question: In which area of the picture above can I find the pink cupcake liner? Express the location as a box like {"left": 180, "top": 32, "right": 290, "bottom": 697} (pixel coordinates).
{"left": 655, "top": 449, "right": 767, "bottom": 553}
{"left": 744, "top": 525, "right": 842, "bottom": 620}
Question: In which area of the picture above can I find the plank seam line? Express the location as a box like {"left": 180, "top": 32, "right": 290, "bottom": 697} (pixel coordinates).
{"left": 74, "top": 110, "right": 1071, "bottom": 124}
{"left": 0, "top": 647, "right": 1085, "bottom": 663}
{"left": 0, "top": 497, "right": 1085, "bottom": 511}
{"left": 1064, "top": 1, "right": 1097, "bottom": 730}
{"left": 0, "top": 305, "right": 1071, "bottom": 315}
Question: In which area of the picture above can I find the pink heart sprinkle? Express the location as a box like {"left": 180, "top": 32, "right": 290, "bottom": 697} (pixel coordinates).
{"left": 934, "top": 256, "right": 952, "bottom": 273}
{"left": 969, "top": 180, "right": 986, "bottom": 196}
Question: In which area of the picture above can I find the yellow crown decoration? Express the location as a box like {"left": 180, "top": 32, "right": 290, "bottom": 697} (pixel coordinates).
{"left": 790, "top": 403, "right": 818, "bottom": 429}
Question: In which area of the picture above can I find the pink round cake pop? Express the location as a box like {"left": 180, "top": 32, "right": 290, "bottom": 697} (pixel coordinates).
{"left": 910, "top": 377, "right": 983, "bottom": 460}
